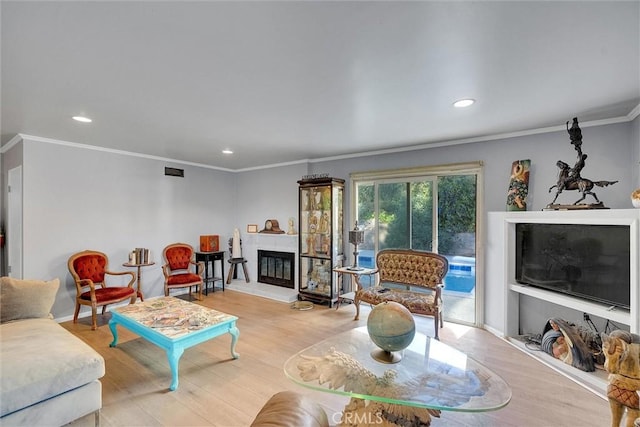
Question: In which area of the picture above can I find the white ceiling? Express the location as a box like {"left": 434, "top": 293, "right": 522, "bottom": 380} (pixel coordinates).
{"left": 2, "top": 1, "right": 639, "bottom": 170}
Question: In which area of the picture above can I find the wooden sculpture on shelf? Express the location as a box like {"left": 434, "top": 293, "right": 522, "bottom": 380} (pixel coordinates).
{"left": 601, "top": 331, "right": 640, "bottom": 427}
{"left": 541, "top": 318, "right": 596, "bottom": 372}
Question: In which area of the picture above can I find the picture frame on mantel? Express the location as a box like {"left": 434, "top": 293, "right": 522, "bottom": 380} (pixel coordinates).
{"left": 247, "top": 224, "right": 258, "bottom": 233}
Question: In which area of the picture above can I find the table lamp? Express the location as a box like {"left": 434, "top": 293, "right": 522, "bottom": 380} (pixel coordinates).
{"left": 347, "top": 221, "right": 365, "bottom": 271}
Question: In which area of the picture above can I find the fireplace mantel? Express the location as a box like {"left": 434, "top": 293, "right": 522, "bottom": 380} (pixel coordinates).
{"left": 223, "top": 233, "right": 299, "bottom": 303}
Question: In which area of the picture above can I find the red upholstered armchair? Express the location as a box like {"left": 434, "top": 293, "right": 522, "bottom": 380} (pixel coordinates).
{"left": 162, "top": 243, "right": 204, "bottom": 300}
{"left": 68, "top": 250, "right": 137, "bottom": 330}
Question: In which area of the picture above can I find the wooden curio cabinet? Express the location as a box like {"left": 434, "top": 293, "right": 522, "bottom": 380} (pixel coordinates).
{"left": 297, "top": 177, "right": 344, "bottom": 306}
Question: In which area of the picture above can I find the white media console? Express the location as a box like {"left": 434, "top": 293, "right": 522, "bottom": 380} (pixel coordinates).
{"left": 485, "top": 209, "right": 639, "bottom": 397}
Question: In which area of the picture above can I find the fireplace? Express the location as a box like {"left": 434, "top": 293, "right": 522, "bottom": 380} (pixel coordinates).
{"left": 258, "top": 250, "right": 295, "bottom": 289}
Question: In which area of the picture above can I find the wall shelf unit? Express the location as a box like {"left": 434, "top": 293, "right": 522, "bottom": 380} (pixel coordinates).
{"left": 508, "top": 283, "right": 630, "bottom": 326}
{"left": 486, "top": 208, "right": 640, "bottom": 398}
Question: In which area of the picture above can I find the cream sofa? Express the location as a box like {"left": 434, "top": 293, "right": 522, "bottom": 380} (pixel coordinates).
{"left": 0, "top": 277, "right": 105, "bottom": 426}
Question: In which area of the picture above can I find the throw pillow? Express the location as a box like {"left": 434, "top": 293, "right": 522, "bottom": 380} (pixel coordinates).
{"left": 0, "top": 277, "right": 60, "bottom": 323}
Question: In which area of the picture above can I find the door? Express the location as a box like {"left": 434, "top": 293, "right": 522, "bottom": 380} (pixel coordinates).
{"left": 354, "top": 173, "right": 478, "bottom": 325}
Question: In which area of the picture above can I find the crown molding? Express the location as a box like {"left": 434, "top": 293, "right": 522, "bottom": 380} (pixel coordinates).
{"left": 4, "top": 110, "right": 638, "bottom": 170}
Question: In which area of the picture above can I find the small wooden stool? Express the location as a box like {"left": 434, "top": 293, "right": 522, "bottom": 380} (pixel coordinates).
{"left": 227, "top": 257, "right": 250, "bottom": 283}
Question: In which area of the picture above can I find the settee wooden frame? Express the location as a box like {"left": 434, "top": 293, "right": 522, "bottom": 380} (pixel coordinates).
{"left": 353, "top": 249, "right": 449, "bottom": 339}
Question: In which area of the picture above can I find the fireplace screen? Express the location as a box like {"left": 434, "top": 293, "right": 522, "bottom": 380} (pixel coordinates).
{"left": 258, "top": 250, "right": 295, "bottom": 289}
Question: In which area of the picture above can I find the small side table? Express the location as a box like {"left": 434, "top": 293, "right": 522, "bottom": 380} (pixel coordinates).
{"left": 333, "top": 266, "right": 378, "bottom": 310}
{"left": 195, "top": 251, "right": 225, "bottom": 295}
{"left": 122, "top": 261, "right": 155, "bottom": 301}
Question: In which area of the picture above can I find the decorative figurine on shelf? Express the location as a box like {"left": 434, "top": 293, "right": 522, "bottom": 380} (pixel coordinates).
{"left": 632, "top": 188, "right": 640, "bottom": 208}
{"left": 320, "top": 187, "right": 332, "bottom": 211}
{"left": 287, "top": 217, "right": 297, "bottom": 235}
{"left": 347, "top": 221, "right": 365, "bottom": 271}
{"left": 320, "top": 235, "right": 330, "bottom": 254}
{"left": 318, "top": 211, "right": 329, "bottom": 234}
{"left": 232, "top": 228, "right": 242, "bottom": 258}
{"left": 547, "top": 117, "right": 618, "bottom": 209}
{"left": 540, "top": 318, "right": 596, "bottom": 372}
{"left": 306, "top": 188, "right": 317, "bottom": 211}
{"left": 307, "top": 213, "right": 318, "bottom": 256}
{"left": 601, "top": 330, "right": 640, "bottom": 427}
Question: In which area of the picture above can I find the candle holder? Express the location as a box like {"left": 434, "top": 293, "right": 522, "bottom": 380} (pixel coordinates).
{"left": 347, "top": 221, "right": 365, "bottom": 271}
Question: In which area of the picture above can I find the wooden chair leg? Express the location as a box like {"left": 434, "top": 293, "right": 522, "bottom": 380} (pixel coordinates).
{"left": 242, "top": 262, "right": 250, "bottom": 282}
{"left": 73, "top": 303, "right": 81, "bottom": 324}
{"left": 353, "top": 298, "right": 361, "bottom": 320}
{"left": 91, "top": 305, "right": 98, "bottom": 331}
{"left": 226, "top": 264, "right": 236, "bottom": 284}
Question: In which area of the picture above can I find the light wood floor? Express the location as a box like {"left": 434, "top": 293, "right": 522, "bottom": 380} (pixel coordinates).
{"left": 63, "top": 289, "right": 612, "bottom": 426}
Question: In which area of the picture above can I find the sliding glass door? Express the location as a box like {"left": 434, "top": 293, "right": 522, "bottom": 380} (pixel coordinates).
{"left": 353, "top": 166, "right": 479, "bottom": 325}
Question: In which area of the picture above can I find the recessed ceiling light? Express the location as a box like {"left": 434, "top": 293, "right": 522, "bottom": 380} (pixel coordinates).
{"left": 453, "top": 99, "right": 475, "bottom": 108}
{"left": 72, "top": 115, "right": 92, "bottom": 123}
{"left": 222, "top": 149, "right": 233, "bottom": 154}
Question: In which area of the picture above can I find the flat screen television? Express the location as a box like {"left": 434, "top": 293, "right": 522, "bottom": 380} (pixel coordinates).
{"left": 515, "top": 223, "right": 630, "bottom": 309}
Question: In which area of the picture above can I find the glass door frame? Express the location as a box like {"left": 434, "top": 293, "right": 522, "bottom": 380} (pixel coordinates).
{"left": 349, "top": 162, "right": 484, "bottom": 327}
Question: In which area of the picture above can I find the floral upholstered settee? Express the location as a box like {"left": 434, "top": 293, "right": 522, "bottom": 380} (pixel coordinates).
{"left": 354, "top": 249, "right": 449, "bottom": 339}
{"left": 0, "top": 277, "right": 105, "bottom": 426}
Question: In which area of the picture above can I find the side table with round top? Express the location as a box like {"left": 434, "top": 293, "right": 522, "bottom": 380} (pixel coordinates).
{"left": 122, "top": 261, "right": 155, "bottom": 301}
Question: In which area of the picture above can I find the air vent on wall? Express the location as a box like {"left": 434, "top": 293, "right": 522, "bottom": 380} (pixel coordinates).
{"left": 165, "top": 167, "right": 184, "bottom": 177}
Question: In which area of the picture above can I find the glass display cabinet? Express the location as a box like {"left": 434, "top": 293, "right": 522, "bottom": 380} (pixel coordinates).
{"left": 298, "top": 176, "right": 345, "bottom": 306}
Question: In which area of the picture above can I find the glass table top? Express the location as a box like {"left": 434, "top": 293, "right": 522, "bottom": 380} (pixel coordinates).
{"left": 284, "top": 326, "right": 511, "bottom": 413}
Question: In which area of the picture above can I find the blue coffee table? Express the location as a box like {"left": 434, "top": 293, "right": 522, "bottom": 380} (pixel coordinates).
{"left": 109, "top": 296, "right": 239, "bottom": 391}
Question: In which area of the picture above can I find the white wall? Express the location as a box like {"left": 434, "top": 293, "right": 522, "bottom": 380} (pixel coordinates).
{"left": 235, "top": 163, "right": 309, "bottom": 237}
{"left": 20, "top": 138, "right": 235, "bottom": 319}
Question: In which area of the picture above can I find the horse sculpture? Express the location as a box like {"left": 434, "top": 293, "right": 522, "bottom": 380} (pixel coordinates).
{"left": 548, "top": 160, "right": 618, "bottom": 205}
{"left": 601, "top": 331, "right": 640, "bottom": 427}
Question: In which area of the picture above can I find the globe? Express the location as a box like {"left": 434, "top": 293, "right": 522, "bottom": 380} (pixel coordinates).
{"left": 367, "top": 301, "right": 416, "bottom": 363}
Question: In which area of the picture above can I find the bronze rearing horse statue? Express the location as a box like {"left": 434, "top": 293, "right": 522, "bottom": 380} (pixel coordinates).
{"left": 548, "top": 160, "right": 618, "bottom": 205}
